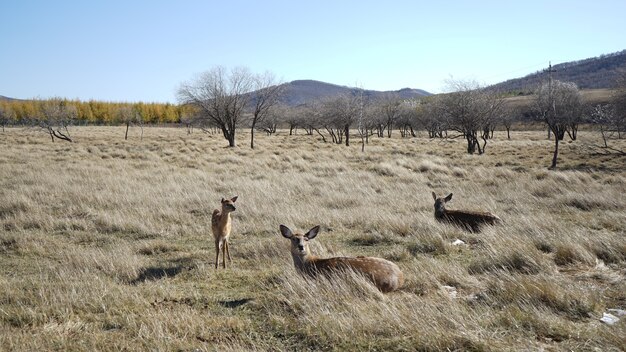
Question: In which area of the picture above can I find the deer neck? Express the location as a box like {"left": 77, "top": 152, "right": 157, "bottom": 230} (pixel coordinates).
{"left": 291, "top": 251, "right": 318, "bottom": 272}
{"left": 219, "top": 210, "right": 231, "bottom": 224}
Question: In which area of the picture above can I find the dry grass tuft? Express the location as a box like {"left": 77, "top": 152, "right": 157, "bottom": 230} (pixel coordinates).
{"left": 553, "top": 244, "right": 596, "bottom": 267}
{"left": 484, "top": 274, "right": 599, "bottom": 320}
{"left": 469, "top": 250, "right": 545, "bottom": 275}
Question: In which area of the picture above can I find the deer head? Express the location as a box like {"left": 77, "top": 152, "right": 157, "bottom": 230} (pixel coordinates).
{"left": 432, "top": 192, "right": 453, "bottom": 215}
{"left": 221, "top": 196, "right": 238, "bottom": 212}
{"left": 280, "top": 224, "right": 320, "bottom": 258}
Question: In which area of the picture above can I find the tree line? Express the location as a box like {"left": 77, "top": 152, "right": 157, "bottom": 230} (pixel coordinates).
{"left": 2, "top": 66, "right": 625, "bottom": 168}
{"left": 177, "top": 66, "right": 626, "bottom": 169}
{"left": 0, "top": 98, "right": 182, "bottom": 125}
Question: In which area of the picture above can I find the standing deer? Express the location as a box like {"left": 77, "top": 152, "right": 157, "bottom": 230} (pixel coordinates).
{"left": 212, "top": 196, "right": 238, "bottom": 269}
{"left": 279, "top": 225, "right": 404, "bottom": 293}
{"left": 432, "top": 192, "right": 501, "bottom": 232}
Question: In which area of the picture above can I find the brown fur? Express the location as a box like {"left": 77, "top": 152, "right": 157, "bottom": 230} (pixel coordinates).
{"left": 432, "top": 192, "right": 501, "bottom": 232}
{"left": 280, "top": 225, "right": 404, "bottom": 293}
{"left": 212, "top": 196, "right": 238, "bottom": 269}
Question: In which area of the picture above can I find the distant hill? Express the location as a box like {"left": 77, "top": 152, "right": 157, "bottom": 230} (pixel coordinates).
{"left": 278, "top": 80, "right": 431, "bottom": 106}
{"left": 0, "top": 95, "right": 18, "bottom": 102}
{"left": 491, "top": 50, "right": 626, "bottom": 93}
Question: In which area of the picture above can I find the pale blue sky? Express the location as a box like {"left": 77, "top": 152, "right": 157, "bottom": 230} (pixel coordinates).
{"left": 1, "top": 0, "right": 625, "bottom": 102}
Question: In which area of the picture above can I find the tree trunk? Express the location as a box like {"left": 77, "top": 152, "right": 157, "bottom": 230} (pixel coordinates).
{"left": 250, "top": 124, "right": 256, "bottom": 149}
{"left": 228, "top": 133, "right": 236, "bottom": 147}
{"left": 567, "top": 124, "right": 578, "bottom": 140}
{"left": 125, "top": 122, "right": 130, "bottom": 140}
{"left": 600, "top": 125, "right": 608, "bottom": 148}
{"left": 479, "top": 134, "right": 487, "bottom": 154}
{"left": 313, "top": 128, "right": 326, "bottom": 143}
{"left": 345, "top": 124, "right": 350, "bottom": 146}
{"left": 550, "top": 134, "right": 559, "bottom": 169}
{"left": 327, "top": 127, "right": 337, "bottom": 144}
{"left": 360, "top": 132, "right": 365, "bottom": 152}
{"left": 506, "top": 126, "right": 511, "bottom": 140}
{"left": 466, "top": 133, "right": 477, "bottom": 154}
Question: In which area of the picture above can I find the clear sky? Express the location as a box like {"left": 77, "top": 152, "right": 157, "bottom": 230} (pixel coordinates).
{"left": 1, "top": 0, "right": 625, "bottom": 103}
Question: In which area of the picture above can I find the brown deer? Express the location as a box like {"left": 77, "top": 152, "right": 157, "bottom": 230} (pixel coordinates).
{"left": 279, "top": 225, "right": 404, "bottom": 293}
{"left": 432, "top": 192, "right": 501, "bottom": 232}
{"left": 212, "top": 196, "right": 238, "bottom": 269}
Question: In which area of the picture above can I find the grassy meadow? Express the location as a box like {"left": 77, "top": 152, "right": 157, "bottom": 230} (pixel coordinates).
{"left": 1, "top": 126, "right": 625, "bottom": 351}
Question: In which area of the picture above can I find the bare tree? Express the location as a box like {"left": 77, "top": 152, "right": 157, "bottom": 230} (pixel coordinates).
{"left": 378, "top": 93, "right": 402, "bottom": 138}
{"left": 354, "top": 91, "right": 373, "bottom": 152}
{"left": 248, "top": 72, "right": 284, "bottom": 149}
{"left": 416, "top": 97, "right": 447, "bottom": 138}
{"left": 38, "top": 99, "right": 77, "bottom": 142}
{"left": 320, "top": 93, "right": 360, "bottom": 146}
{"left": 0, "top": 104, "right": 15, "bottom": 132}
{"left": 177, "top": 66, "right": 254, "bottom": 147}
{"left": 396, "top": 101, "right": 419, "bottom": 138}
{"left": 500, "top": 106, "right": 518, "bottom": 140}
{"left": 318, "top": 98, "right": 344, "bottom": 144}
{"left": 533, "top": 80, "right": 583, "bottom": 169}
{"left": 589, "top": 104, "right": 624, "bottom": 154}
{"left": 258, "top": 103, "right": 288, "bottom": 136}
{"left": 299, "top": 103, "right": 326, "bottom": 139}
{"left": 436, "top": 80, "right": 504, "bottom": 154}
{"left": 284, "top": 106, "right": 301, "bottom": 135}
{"left": 117, "top": 106, "right": 143, "bottom": 140}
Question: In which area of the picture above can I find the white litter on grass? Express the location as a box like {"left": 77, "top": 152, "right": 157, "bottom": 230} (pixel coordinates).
{"left": 441, "top": 285, "right": 457, "bottom": 299}
{"left": 600, "top": 312, "right": 619, "bottom": 325}
{"left": 451, "top": 239, "right": 465, "bottom": 246}
{"left": 607, "top": 309, "right": 626, "bottom": 317}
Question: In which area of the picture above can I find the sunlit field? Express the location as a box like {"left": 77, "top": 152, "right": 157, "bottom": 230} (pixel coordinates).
{"left": 1, "top": 126, "right": 625, "bottom": 351}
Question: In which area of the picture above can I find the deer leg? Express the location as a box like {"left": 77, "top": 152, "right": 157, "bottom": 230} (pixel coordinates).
{"left": 215, "top": 239, "right": 221, "bottom": 269}
{"left": 225, "top": 240, "right": 232, "bottom": 263}
{"left": 222, "top": 242, "right": 227, "bottom": 269}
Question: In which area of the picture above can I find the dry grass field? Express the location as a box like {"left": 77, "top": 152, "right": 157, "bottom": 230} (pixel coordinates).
{"left": 1, "top": 126, "right": 625, "bottom": 351}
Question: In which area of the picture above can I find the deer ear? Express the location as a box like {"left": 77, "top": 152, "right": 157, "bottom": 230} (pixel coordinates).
{"left": 221, "top": 198, "right": 225, "bottom": 203}
{"left": 444, "top": 193, "right": 453, "bottom": 202}
{"left": 432, "top": 192, "right": 437, "bottom": 201}
{"left": 305, "top": 225, "right": 320, "bottom": 240}
{"left": 280, "top": 225, "right": 293, "bottom": 239}
{"left": 231, "top": 196, "right": 238, "bottom": 203}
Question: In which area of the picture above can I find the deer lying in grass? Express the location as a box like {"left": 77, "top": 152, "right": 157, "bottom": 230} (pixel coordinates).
{"left": 212, "top": 196, "right": 238, "bottom": 269}
{"left": 279, "top": 225, "right": 404, "bottom": 293}
{"left": 432, "top": 192, "right": 501, "bottom": 232}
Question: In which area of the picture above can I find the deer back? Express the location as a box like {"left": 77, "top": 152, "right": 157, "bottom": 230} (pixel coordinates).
{"left": 307, "top": 256, "right": 404, "bottom": 293}
{"left": 438, "top": 209, "right": 501, "bottom": 231}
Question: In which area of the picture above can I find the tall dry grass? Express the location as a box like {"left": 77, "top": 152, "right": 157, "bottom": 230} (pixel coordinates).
{"left": 0, "top": 126, "right": 625, "bottom": 351}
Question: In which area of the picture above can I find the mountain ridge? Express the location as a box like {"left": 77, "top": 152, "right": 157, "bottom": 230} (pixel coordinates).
{"left": 490, "top": 49, "right": 626, "bottom": 93}
{"left": 277, "top": 79, "right": 431, "bottom": 106}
